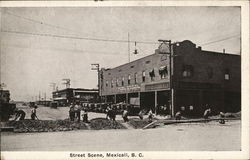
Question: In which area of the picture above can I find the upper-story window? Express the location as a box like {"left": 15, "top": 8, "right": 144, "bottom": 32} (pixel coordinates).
{"left": 182, "top": 65, "right": 194, "bottom": 77}
{"left": 128, "top": 75, "right": 131, "bottom": 85}
{"left": 122, "top": 77, "right": 124, "bottom": 86}
{"left": 111, "top": 79, "right": 114, "bottom": 88}
{"left": 149, "top": 69, "right": 155, "bottom": 81}
{"left": 134, "top": 73, "right": 137, "bottom": 84}
{"left": 159, "top": 66, "right": 168, "bottom": 79}
{"left": 116, "top": 78, "right": 119, "bottom": 87}
{"left": 224, "top": 68, "right": 230, "bottom": 80}
{"left": 106, "top": 81, "right": 109, "bottom": 87}
{"left": 142, "top": 71, "right": 146, "bottom": 82}
{"left": 206, "top": 66, "right": 213, "bottom": 79}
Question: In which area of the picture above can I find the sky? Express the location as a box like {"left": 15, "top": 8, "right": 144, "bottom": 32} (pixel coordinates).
{"left": 0, "top": 6, "right": 241, "bottom": 101}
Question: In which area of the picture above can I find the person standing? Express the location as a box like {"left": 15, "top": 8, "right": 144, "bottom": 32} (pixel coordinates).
{"left": 219, "top": 112, "right": 225, "bottom": 124}
{"left": 82, "top": 109, "right": 89, "bottom": 123}
{"left": 69, "top": 103, "right": 75, "bottom": 121}
{"left": 31, "top": 106, "right": 38, "bottom": 120}
{"left": 148, "top": 109, "right": 153, "bottom": 122}
{"left": 74, "top": 102, "right": 81, "bottom": 122}
{"left": 122, "top": 108, "right": 129, "bottom": 122}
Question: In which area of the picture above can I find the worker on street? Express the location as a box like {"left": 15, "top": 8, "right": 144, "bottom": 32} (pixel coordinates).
{"left": 82, "top": 109, "right": 89, "bottom": 123}
{"left": 31, "top": 106, "right": 38, "bottom": 120}
{"left": 122, "top": 108, "right": 129, "bottom": 122}
{"left": 74, "top": 102, "right": 81, "bottom": 122}
{"left": 14, "top": 108, "right": 26, "bottom": 121}
{"left": 69, "top": 103, "right": 75, "bottom": 121}
{"left": 148, "top": 109, "right": 153, "bottom": 122}
{"left": 203, "top": 108, "right": 211, "bottom": 119}
{"left": 175, "top": 111, "right": 182, "bottom": 120}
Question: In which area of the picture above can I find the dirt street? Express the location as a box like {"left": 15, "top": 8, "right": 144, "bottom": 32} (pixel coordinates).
{"left": 1, "top": 120, "right": 240, "bottom": 151}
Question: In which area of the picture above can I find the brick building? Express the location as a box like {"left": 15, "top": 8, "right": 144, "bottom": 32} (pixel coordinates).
{"left": 99, "top": 40, "right": 241, "bottom": 116}
{"left": 52, "top": 88, "right": 99, "bottom": 106}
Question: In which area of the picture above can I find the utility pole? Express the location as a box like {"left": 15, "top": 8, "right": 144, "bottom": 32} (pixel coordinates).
{"left": 62, "top": 79, "right": 70, "bottom": 89}
{"left": 128, "top": 32, "right": 130, "bottom": 62}
{"left": 158, "top": 39, "right": 175, "bottom": 117}
{"left": 91, "top": 63, "right": 100, "bottom": 101}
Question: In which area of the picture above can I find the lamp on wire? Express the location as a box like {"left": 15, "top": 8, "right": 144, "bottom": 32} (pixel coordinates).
{"left": 134, "top": 41, "right": 138, "bottom": 54}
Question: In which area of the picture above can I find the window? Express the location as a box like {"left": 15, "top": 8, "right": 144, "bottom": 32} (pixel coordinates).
{"left": 111, "top": 80, "right": 113, "bottom": 88}
{"left": 159, "top": 66, "right": 168, "bottom": 79}
{"left": 225, "top": 69, "right": 230, "bottom": 80}
{"left": 116, "top": 78, "right": 119, "bottom": 87}
{"left": 206, "top": 66, "right": 213, "bottom": 79}
{"left": 182, "top": 65, "right": 194, "bottom": 77}
{"left": 142, "top": 71, "right": 146, "bottom": 82}
{"left": 128, "top": 75, "right": 131, "bottom": 85}
{"left": 134, "top": 73, "right": 137, "bottom": 84}
{"left": 149, "top": 69, "right": 155, "bottom": 81}
{"left": 106, "top": 81, "right": 109, "bottom": 87}
{"left": 146, "top": 60, "right": 151, "bottom": 64}
{"left": 122, "top": 77, "right": 124, "bottom": 86}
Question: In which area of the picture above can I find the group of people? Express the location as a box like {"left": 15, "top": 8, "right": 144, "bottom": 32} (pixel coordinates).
{"left": 69, "top": 102, "right": 89, "bottom": 123}
{"left": 13, "top": 105, "right": 38, "bottom": 121}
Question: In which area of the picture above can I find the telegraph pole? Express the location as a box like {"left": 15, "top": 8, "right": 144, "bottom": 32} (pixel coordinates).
{"left": 91, "top": 63, "right": 100, "bottom": 101}
{"left": 128, "top": 32, "right": 130, "bottom": 62}
{"left": 158, "top": 39, "right": 175, "bottom": 117}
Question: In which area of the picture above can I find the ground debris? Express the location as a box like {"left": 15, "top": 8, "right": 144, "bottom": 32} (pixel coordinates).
{"left": 6, "top": 119, "right": 88, "bottom": 133}
{"left": 90, "top": 118, "right": 126, "bottom": 130}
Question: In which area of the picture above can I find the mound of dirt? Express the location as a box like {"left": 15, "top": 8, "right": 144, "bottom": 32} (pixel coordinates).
{"left": 6, "top": 120, "right": 88, "bottom": 133}
{"left": 128, "top": 118, "right": 152, "bottom": 129}
{"left": 89, "top": 118, "right": 125, "bottom": 130}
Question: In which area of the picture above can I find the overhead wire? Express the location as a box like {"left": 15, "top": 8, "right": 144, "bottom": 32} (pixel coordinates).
{"left": 1, "top": 11, "right": 159, "bottom": 45}
{"left": 200, "top": 34, "right": 240, "bottom": 46}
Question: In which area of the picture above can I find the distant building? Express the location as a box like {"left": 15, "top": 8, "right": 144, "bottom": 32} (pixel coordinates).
{"left": 99, "top": 40, "right": 241, "bottom": 116}
{"left": 0, "top": 90, "right": 10, "bottom": 103}
{"left": 52, "top": 88, "right": 99, "bottom": 106}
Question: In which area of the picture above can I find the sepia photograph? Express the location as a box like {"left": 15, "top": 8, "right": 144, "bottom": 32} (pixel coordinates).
{"left": 0, "top": 1, "right": 249, "bottom": 160}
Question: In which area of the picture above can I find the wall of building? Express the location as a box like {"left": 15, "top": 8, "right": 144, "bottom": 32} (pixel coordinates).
{"left": 0, "top": 90, "right": 10, "bottom": 103}
{"left": 172, "top": 40, "right": 241, "bottom": 114}
{"left": 101, "top": 51, "right": 170, "bottom": 96}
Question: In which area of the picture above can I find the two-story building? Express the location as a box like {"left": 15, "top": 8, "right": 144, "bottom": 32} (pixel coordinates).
{"left": 52, "top": 88, "right": 99, "bottom": 106}
{"left": 99, "top": 40, "right": 241, "bottom": 116}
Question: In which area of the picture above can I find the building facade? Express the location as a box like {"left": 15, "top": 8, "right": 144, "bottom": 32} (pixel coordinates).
{"left": 52, "top": 88, "right": 99, "bottom": 106}
{"left": 99, "top": 40, "right": 241, "bottom": 116}
{"left": 0, "top": 90, "right": 10, "bottom": 103}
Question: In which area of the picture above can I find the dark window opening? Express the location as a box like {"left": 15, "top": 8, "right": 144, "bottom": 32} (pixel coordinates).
{"left": 225, "top": 68, "right": 230, "bottom": 80}
{"left": 182, "top": 65, "right": 194, "bottom": 77}
{"left": 149, "top": 69, "right": 155, "bottom": 81}
{"left": 159, "top": 66, "right": 168, "bottom": 79}
{"left": 142, "top": 71, "right": 146, "bottom": 82}
{"left": 128, "top": 75, "right": 131, "bottom": 85}
{"left": 134, "top": 73, "right": 137, "bottom": 84}
{"left": 122, "top": 77, "right": 124, "bottom": 86}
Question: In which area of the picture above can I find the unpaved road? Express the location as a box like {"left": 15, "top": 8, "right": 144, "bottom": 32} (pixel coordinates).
{"left": 1, "top": 121, "right": 240, "bottom": 151}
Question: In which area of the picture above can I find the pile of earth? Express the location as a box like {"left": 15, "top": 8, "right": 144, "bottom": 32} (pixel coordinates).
{"left": 128, "top": 118, "right": 157, "bottom": 129}
{"left": 6, "top": 118, "right": 126, "bottom": 133}
{"left": 89, "top": 118, "right": 126, "bottom": 130}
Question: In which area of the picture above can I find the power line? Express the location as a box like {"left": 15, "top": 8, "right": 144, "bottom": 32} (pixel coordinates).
{"left": 1, "top": 29, "right": 159, "bottom": 45}
{"left": 2, "top": 11, "right": 159, "bottom": 45}
{"left": 3, "top": 11, "right": 83, "bottom": 35}
{"left": 200, "top": 34, "right": 240, "bottom": 46}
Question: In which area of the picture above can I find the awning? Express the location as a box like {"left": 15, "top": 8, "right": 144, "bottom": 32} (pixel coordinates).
{"left": 159, "top": 66, "right": 167, "bottom": 71}
{"left": 159, "top": 66, "right": 168, "bottom": 74}
{"left": 53, "top": 97, "right": 66, "bottom": 100}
